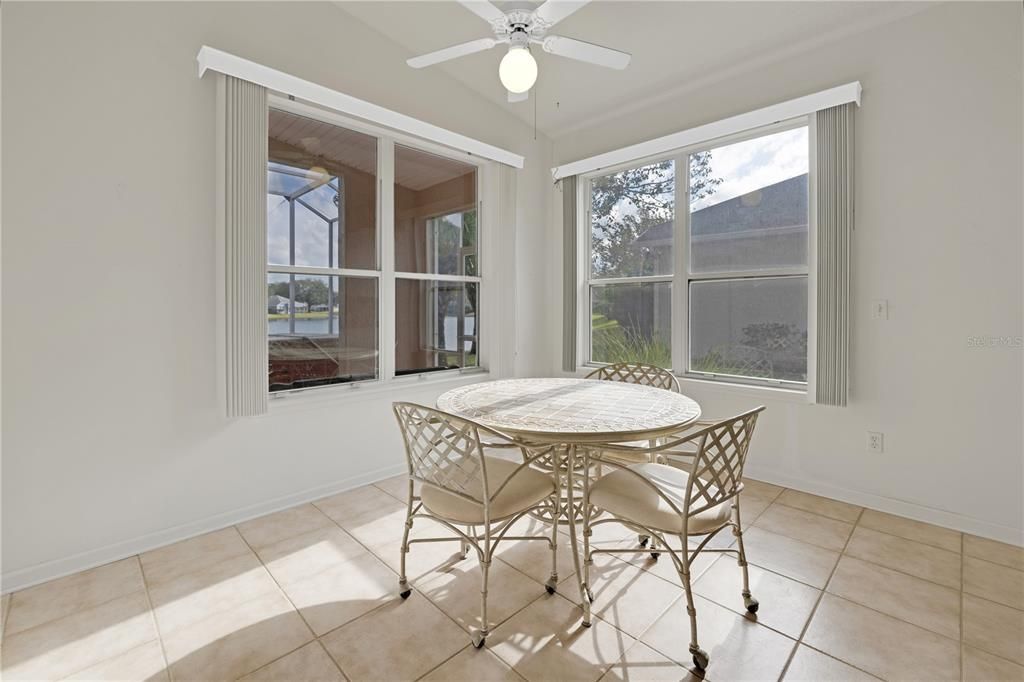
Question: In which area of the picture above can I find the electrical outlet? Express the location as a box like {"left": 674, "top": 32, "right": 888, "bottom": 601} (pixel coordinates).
{"left": 871, "top": 299, "right": 889, "bottom": 320}
{"left": 867, "top": 431, "right": 884, "bottom": 454}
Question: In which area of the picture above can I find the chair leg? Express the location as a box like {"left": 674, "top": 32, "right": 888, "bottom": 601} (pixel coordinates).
{"left": 733, "top": 500, "right": 759, "bottom": 614}
{"left": 581, "top": 496, "right": 594, "bottom": 626}
{"left": 398, "top": 482, "right": 414, "bottom": 600}
{"left": 473, "top": 556, "right": 491, "bottom": 648}
{"left": 546, "top": 489, "right": 559, "bottom": 595}
{"left": 677, "top": 544, "right": 709, "bottom": 671}
{"left": 461, "top": 526, "right": 472, "bottom": 560}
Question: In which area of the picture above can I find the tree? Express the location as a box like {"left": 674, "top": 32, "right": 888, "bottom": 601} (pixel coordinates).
{"left": 589, "top": 152, "right": 722, "bottom": 278}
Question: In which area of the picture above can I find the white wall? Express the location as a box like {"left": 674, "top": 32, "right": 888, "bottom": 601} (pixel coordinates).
{"left": 0, "top": 1, "right": 552, "bottom": 589}
{"left": 549, "top": 2, "right": 1024, "bottom": 543}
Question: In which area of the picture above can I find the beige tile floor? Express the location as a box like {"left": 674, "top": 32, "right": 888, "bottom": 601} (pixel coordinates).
{"left": 2, "top": 478, "right": 1023, "bottom": 681}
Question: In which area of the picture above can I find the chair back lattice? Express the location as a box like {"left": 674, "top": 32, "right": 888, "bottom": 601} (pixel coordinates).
{"left": 684, "top": 407, "right": 765, "bottom": 518}
{"left": 585, "top": 362, "right": 680, "bottom": 392}
{"left": 392, "top": 402, "right": 490, "bottom": 504}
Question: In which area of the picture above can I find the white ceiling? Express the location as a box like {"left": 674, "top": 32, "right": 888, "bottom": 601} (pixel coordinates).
{"left": 337, "top": 1, "right": 929, "bottom": 138}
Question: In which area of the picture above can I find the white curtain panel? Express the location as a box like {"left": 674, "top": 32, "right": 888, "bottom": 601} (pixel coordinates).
{"left": 815, "top": 103, "right": 855, "bottom": 406}
{"left": 222, "top": 75, "right": 269, "bottom": 417}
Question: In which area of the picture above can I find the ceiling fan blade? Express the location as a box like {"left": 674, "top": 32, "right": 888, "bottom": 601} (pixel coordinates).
{"left": 508, "top": 90, "right": 529, "bottom": 103}
{"left": 534, "top": 0, "right": 590, "bottom": 28}
{"left": 541, "top": 35, "right": 631, "bottom": 70}
{"left": 407, "top": 38, "right": 498, "bottom": 68}
{"left": 458, "top": 0, "right": 506, "bottom": 25}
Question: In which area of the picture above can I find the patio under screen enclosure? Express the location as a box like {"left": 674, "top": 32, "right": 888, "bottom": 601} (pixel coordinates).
{"left": 266, "top": 108, "right": 479, "bottom": 392}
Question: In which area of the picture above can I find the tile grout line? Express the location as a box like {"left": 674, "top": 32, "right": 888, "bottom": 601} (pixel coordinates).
{"left": 793, "top": 642, "right": 885, "bottom": 681}
{"left": 575, "top": 491, "right": 780, "bottom": 675}
{"left": 305, "top": 494, "right": 532, "bottom": 674}
{"left": 0, "top": 558, "right": 160, "bottom": 642}
{"left": 753, "top": 520, "right": 967, "bottom": 595}
{"left": 325, "top": 542, "right": 552, "bottom": 678}
{"left": 232, "top": 522, "right": 330, "bottom": 679}
{"left": 775, "top": 505, "right": 866, "bottom": 682}
{"left": 2, "top": 573, "right": 165, "bottom": 680}
{"left": 136, "top": 555, "right": 174, "bottom": 682}
{"left": 413, "top": 643, "right": 472, "bottom": 682}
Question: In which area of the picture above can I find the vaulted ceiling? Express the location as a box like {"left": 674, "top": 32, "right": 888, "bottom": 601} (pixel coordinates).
{"left": 338, "top": 1, "right": 930, "bottom": 139}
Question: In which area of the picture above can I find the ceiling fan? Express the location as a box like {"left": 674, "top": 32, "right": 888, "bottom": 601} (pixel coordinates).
{"left": 406, "top": 0, "right": 631, "bottom": 103}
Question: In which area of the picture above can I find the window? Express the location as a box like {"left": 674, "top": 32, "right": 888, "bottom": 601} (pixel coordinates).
{"left": 588, "top": 160, "right": 675, "bottom": 368}
{"left": 394, "top": 145, "right": 480, "bottom": 375}
{"left": 583, "top": 122, "right": 810, "bottom": 386}
{"left": 267, "top": 107, "right": 483, "bottom": 393}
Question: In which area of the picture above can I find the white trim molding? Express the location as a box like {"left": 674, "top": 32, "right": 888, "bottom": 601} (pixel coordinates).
{"left": 744, "top": 464, "right": 1024, "bottom": 548}
{"left": 197, "top": 46, "right": 525, "bottom": 169}
{"left": 551, "top": 81, "right": 861, "bottom": 180}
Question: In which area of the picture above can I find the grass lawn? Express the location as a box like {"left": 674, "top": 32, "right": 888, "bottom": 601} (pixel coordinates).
{"left": 267, "top": 312, "right": 331, "bottom": 320}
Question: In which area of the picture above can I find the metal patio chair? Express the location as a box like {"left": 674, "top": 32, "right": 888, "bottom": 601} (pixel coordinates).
{"left": 586, "top": 361, "right": 684, "bottom": 548}
{"left": 585, "top": 361, "right": 681, "bottom": 392}
{"left": 392, "top": 402, "right": 560, "bottom": 648}
{"left": 579, "top": 406, "right": 766, "bottom": 672}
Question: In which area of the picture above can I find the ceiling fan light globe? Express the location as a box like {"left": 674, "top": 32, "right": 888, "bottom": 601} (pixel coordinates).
{"left": 499, "top": 47, "right": 537, "bottom": 93}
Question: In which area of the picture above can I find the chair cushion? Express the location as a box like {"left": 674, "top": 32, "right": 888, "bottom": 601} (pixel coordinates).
{"left": 589, "top": 462, "right": 733, "bottom": 535}
{"left": 420, "top": 456, "right": 555, "bottom": 524}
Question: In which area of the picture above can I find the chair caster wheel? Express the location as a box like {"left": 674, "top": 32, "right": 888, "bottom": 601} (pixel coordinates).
{"left": 691, "top": 648, "right": 709, "bottom": 671}
{"left": 471, "top": 630, "right": 487, "bottom": 648}
{"left": 545, "top": 577, "right": 557, "bottom": 595}
{"left": 399, "top": 588, "right": 411, "bottom": 599}
{"left": 638, "top": 534, "right": 650, "bottom": 548}
{"left": 744, "top": 595, "right": 759, "bottom": 613}
{"left": 650, "top": 552, "right": 660, "bottom": 561}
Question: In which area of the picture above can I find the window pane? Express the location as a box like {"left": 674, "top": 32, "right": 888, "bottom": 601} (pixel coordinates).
{"left": 395, "top": 279, "right": 478, "bottom": 375}
{"left": 591, "top": 282, "right": 671, "bottom": 368}
{"left": 689, "top": 276, "right": 807, "bottom": 382}
{"left": 688, "top": 127, "right": 808, "bottom": 274}
{"left": 268, "top": 109, "right": 377, "bottom": 270}
{"left": 590, "top": 160, "right": 674, "bottom": 279}
{"left": 394, "top": 145, "right": 478, "bottom": 276}
{"left": 267, "top": 273, "right": 378, "bottom": 391}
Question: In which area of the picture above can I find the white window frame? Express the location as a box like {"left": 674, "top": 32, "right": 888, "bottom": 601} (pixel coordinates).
{"left": 577, "top": 116, "right": 816, "bottom": 391}
{"left": 268, "top": 96, "right": 492, "bottom": 399}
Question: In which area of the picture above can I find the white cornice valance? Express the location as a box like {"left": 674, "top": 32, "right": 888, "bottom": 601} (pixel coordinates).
{"left": 197, "top": 46, "right": 525, "bottom": 169}
{"left": 551, "top": 82, "right": 861, "bottom": 180}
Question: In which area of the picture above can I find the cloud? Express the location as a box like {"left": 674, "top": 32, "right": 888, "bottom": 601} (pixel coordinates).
{"left": 692, "top": 127, "right": 808, "bottom": 211}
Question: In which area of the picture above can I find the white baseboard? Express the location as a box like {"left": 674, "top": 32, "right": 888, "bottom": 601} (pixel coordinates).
{"left": 744, "top": 464, "right": 1024, "bottom": 547}
{"left": 6, "top": 462, "right": 1020, "bottom": 594}
{"left": 1, "top": 463, "right": 407, "bottom": 594}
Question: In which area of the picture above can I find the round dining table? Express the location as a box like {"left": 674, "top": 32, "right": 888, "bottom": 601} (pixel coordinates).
{"left": 436, "top": 377, "right": 701, "bottom": 444}
{"left": 436, "top": 377, "right": 702, "bottom": 604}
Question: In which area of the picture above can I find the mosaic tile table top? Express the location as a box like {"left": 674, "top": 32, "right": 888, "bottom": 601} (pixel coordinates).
{"left": 437, "top": 378, "right": 701, "bottom": 443}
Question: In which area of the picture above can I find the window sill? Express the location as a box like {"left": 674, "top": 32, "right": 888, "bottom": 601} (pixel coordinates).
{"left": 677, "top": 375, "right": 811, "bottom": 404}
{"left": 571, "top": 365, "right": 811, "bottom": 404}
{"left": 267, "top": 368, "right": 492, "bottom": 414}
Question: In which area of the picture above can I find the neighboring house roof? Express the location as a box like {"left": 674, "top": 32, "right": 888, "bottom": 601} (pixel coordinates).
{"left": 268, "top": 295, "right": 308, "bottom": 309}
{"left": 634, "top": 173, "right": 808, "bottom": 245}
